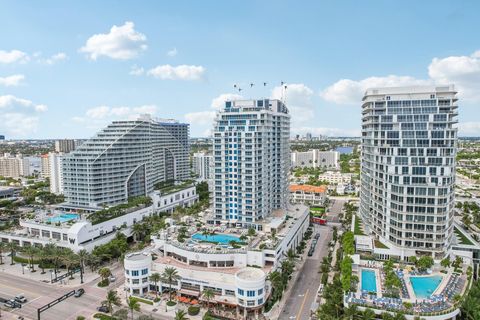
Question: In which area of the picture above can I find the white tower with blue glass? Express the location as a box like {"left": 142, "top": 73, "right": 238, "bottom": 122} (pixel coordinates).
{"left": 212, "top": 99, "right": 290, "bottom": 229}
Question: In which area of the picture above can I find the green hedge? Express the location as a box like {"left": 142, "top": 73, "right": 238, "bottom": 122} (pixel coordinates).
{"left": 188, "top": 306, "right": 200, "bottom": 315}
{"left": 130, "top": 296, "right": 153, "bottom": 305}
{"left": 166, "top": 300, "right": 177, "bottom": 307}
{"left": 93, "top": 314, "right": 116, "bottom": 320}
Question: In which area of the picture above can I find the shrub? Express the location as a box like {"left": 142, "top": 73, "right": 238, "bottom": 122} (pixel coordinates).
{"left": 97, "top": 279, "right": 109, "bottom": 287}
{"left": 153, "top": 297, "right": 160, "bottom": 302}
{"left": 188, "top": 306, "right": 200, "bottom": 315}
{"left": 93, "top": 314, "right": 116, "bottom": 320}
{"left": 130, "top": 296, "right": 153, "bottom": 305}
{"left": 166, "top": 300, "right": 177, "bottom": 307}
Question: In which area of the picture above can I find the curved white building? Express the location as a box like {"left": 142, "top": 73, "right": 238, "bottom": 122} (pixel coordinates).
{"left": 360, "top": 86, "right": 458, "bottom": 260}
{"left": 235, "top": 268, "right": 266, "bottom": 308}
{"left": 124, "top": 252, "right": 153, "bottom": 296}
{"left": 62, "top": 115, "right": 190, "bottom": 207}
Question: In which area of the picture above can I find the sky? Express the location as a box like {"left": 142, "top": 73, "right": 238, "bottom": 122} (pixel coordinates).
{"left": 0, "top": 0, "right": 479, "bottom": 139}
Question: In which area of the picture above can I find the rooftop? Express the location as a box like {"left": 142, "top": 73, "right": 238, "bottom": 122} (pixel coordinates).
{"left": 289, "top": 184, "right": 327, "bottom": 193}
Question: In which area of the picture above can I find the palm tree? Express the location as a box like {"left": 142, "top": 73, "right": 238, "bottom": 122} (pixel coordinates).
{"left": 131, "top": 223, "right": 145, "bottom": 242}
{"left": 149, "top": 272, "right": 162, "bottom": 297}
{"left": 201, "top": 288, "right": 215, "bottom": 310}
{"left": 162, "top": 267, "right": 180, "bottom": 302}
{"left": 63, "top": 251, "right": 78, "bottom": 279}
{"left": 174, "top": 310, "right": 189, "bottom": 320}
{"left": 22, "top": 246, "right": 38, "bottom": 272}
{"left": 360, "top": 308, "right": 376, "bottom": 320}
{"left": 342, "top": 304, "right": 357, "bottom": 319}
{"left": 99, "top": 267, "right": 112, "bottom": 285}
{"left": 0, "top": 242, "right": 6, "bottom": 265}
{"left": 77, "top": 249, "right": 89, "bottom": 284}
{"left": 285, "top": 248, "right": 297, "bottom": 262}
{"left": 127, "top": 297, "right": 140, "bottom": 320}
{"left": 103, "top": 290, "right": 121, "bottom": 317}
{"left": 7, "top": 242, "right": 18, "bottom": 265}
{"left": 393, "top": 312, "right": 407, "bottom": 320}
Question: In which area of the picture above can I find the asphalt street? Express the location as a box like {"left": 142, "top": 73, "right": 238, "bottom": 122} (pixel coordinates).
{"left": 279, "top": 225, "right": 332, "bottom": 320}
{"left": 0, "top": 263, "right": 125, "bottom": 320}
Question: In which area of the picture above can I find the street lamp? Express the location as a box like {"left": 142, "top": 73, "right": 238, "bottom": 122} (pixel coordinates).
{"left": 21, "top": 263, "right": 26, "bottom": 275}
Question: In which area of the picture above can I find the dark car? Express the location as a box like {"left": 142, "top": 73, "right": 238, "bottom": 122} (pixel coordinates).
{"left": 314, "top": 233, "right": 320, "bottom": 240}
{"left": 97, "top": 305, "right": 109, "bottom": 313}
{"left": 4, "top": 299, "right": 22, "bottom": 308}
{"left": 74, "top": 288, "right": 85, "bottom": 297}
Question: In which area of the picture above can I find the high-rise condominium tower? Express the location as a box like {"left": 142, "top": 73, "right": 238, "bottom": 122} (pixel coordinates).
{"left": 212, "top": 99, "right": 290, "bottom": 228}
{"left": 62, "top": 115, "right": 190, "bottom": 207}
{"left": 360, "top": 85, "right": 458, "bottom": 259}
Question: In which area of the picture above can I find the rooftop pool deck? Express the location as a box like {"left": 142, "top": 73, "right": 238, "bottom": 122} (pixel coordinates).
{"left": 361, "top": 268, "right": 377, "bottom": 293}
{"left": 46, "top": 213, "right": 80, "bottom": 223}
{"left": 191, "top": 233, "right": 241, "bottom": 244}
{"left": 409, "top": 275, "right": 443, "bottom": 299}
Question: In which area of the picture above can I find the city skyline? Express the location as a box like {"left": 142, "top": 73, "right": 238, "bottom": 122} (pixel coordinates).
{"left": 1, "top": 1, "right": 480, "bottom": 139}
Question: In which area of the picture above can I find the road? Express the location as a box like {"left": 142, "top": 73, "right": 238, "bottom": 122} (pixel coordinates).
{"left": 279, "top": 224, "right": 333, "bottom": 320}
{"left": 326, "top": 198, "right": 346, "bottom": 223}
{"left": 0, "top": 264, "right": 125, "bottom": 320}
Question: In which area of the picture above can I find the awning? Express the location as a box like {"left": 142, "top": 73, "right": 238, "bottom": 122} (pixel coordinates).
{"left": 178, "top": 289, "right": 200, "bottom": 297}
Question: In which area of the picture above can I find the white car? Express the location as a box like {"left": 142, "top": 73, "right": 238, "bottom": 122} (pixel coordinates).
{"left": 109, "top": 276, "right": 116, "bottom": 282}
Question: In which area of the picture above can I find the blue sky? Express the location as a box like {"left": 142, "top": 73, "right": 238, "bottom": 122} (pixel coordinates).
{"left": 0, "top": 0, "right": 479, "bottom": 139}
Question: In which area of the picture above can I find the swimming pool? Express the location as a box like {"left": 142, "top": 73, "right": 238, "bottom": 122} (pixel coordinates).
{"left": 361, "top": 269, "right": 377, "bottom": 293}
{"left": 47, "top": 213, "right": 79, "bottom": 223}
{"left": 410, "top": 275, "right": 443, "bottom": 299}
{"left": 191, "top": 233, "right": 241, "bottom": 244}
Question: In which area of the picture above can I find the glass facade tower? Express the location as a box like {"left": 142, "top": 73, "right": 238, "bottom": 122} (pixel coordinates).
{"left": 360, "top": 86, "right": 458, "bottom": 259}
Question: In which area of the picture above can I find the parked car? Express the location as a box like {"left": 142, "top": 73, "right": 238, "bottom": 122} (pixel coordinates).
{"left": 314, "top": 233, "right": 320, "bottom": 240}
{"left": 109, "top": 275, "right": 116, "bottom": 282}
{"left": 97, "top": 305, "right": 109, "bottom": 313}
{"left": 14, "top": 294, "right": 27, "bottom": 303}
{"left": 74, "top": 288, "right": 85, "bottom": 297}
{"left": 4, "top": 299, "right": 22, "bottom": 308}
{"left": 308, "top": 249, "right": 314, "bottom": 257}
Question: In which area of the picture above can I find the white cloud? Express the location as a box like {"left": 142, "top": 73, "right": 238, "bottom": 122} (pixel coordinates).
{"left": 147, "top": 64, "right": 206, "bottom": 80}
{"left": 211, "top": 93, "right": 243, "bottom": 110}
{"left": 0, "top": 95, "right": 47, "bottom": 112}
{"left": 167, "top": 48, "right": 178, "bottom": 57}
{"left": 321, "top": 49, "right": 480, "bottom": 104}
{"left": 271, "top": 83, "right": 315, "bottom": 125}
{"left": 0, "top": 113, "right": 39, "bottom": 137}
{"left": 81, "top": 105, "right": 158, "bottom": 120}
{"left": 0, "top": 50, "right": 29, "bottom": 64}
{"left": 80, "top": 21, "right": 147, "bottom": 60}
{"left": 0, "top": 74, "right": 25, "bottom": 87}
{"left": 428, "top": 50, "right": 480, "bottom": 101}
{"left": 321, "top": 76, "right": 432, "bottom": 105}
{"left": 129, "top": 65, "right": 144, "bottom": 76}
{"left": 184, "top": 111, "right": 216, "bottom": 126}
{"left": 43, "top": 52, "right": 68, "bottom": 65}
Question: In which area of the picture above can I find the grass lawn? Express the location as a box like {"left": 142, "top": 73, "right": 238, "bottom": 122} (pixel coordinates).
{"left": 454, "top": 227, "right": 474, "bottom": 245}
{"left": 374, "top": 240, "right": 389, "bottom": 249}
{"left": 310, "top": 207, "right": 326, "bottom": 213}
{"left": 354, "top": 215, "right": 365, "bottom": 235}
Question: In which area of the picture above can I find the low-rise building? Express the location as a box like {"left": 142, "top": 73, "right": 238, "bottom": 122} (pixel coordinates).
{"left": 318, "top": 171, "right": 352, "bottom": 184}
{"left": 291, "top": 150, "right": 339, "bottom": 169}
{"left": 289, "top": 185, "right": 327, "bottom": 206}
{"left": 124, "top": 204, "right": 310, "bottom": 317}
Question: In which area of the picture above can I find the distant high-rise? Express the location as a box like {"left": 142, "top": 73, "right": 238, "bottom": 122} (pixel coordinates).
{"left": 55, "top": 139, "right": 76, "bottom": 153}
{"left": 193, "top": 152, "right": 213, "bottom": 181}
{"left": 212, "top": 99, "right": 290, "bottom": 228}
{"left": 0, "top": 135, "right": 5, "bottom": 141}
{"left": 49, "top": 152, "right": 64, "bottom": 195}
{"left": 40, "top": 154, "right": 50, "bottom": 178}
{"left": 360, "top": 85, "right": 458, "bottom": 260}
{"left": 62, "top": 115, "right": 190, "bottom": 207}
{"left": 0, "top": 155, "right": 29, "bottom": 178}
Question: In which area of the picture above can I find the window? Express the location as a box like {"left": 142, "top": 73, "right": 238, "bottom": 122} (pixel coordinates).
{"left": 131, "top": 270, "right": 139, "bottom": 276}
{"left": 258, "top": 288, "right": 263, "bottom": 295}
{"left": 237, "top": 289, "right": 244, "bottom": 296}
{"left": 126, "top": 270, "right": 130, "bottom": 275}
{"left": 258, "top": 298, "right": 264, "bottom": 304}
{"left": 247, "top": 290, "right": 255, "bottom": 297}
{"left": 141, "top": 268, "right": 148, "bottom": 275}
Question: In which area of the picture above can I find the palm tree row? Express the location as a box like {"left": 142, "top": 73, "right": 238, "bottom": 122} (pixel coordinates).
{"left": 0, "top": 241, "right": 99, "bottom": 283}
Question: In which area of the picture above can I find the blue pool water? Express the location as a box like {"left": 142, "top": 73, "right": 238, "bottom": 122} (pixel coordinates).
{"left": 410, "top": 276, "right": 442, "bottom": 299}
{"left": 361, "top": 269, "right": 377, "bottom": 292}
{"left": 192, "top": 233, "right": 241, "bottom": 244}
{"left": 47, "top": 213, "right": 79, "bottom": 223}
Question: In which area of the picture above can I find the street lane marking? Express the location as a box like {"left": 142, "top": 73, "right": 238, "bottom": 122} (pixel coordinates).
{"left": 296, "top": 288, "right": 309, "bottom": 320}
